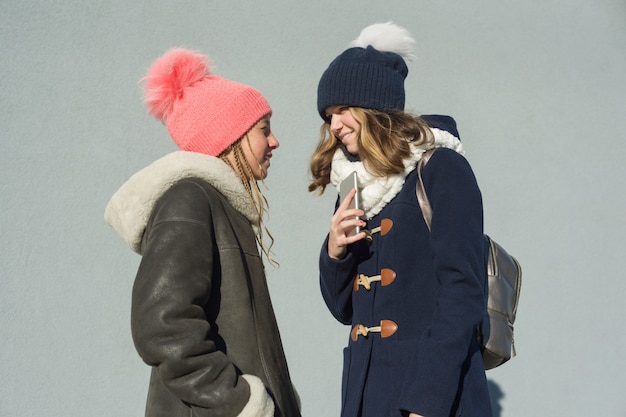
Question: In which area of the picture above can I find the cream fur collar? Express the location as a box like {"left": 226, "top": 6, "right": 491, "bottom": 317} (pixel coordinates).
{"left": 104, "top": 151, "right": 258, "bottom": 254}
{"left": 330, "top": 127, "right": 464, "bottom": 220}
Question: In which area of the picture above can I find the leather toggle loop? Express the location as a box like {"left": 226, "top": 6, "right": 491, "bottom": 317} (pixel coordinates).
{"left": 380, "top": 319, "right": 398, "bottom": 338}
{"left": 380, "top": 268, "right": 396, "bottom": 285}
{"left": 353, "top": 268, "right": 396, "bottom": 291}
{"left": 380, "top": 218, "right": 393, "bottom": 235}
{"left": 351, "top": 320, "right": 398, "bottom": 341}
{"left": 367, "top": 218, "right": 393, "bottom": 237}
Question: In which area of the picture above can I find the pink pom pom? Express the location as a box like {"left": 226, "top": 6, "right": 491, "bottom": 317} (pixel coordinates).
{"left": 143, "top": 48, "right": 210, "bottom": 122}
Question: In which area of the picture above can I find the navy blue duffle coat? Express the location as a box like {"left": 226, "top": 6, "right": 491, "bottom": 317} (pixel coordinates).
{"left": 319, "top": 116, "right": 492, "bottom": 417}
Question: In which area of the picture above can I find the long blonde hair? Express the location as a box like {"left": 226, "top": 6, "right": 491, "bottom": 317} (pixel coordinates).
{"left": 220, "top": 137, "right": 277, "bottom": 267}
{"left": 308, "top": 107, "right": 434, "bottom": 194}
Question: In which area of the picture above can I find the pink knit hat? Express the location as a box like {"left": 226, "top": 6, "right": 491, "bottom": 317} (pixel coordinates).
{"left": 143, "top": 48, "right": 272, "bottom": 156}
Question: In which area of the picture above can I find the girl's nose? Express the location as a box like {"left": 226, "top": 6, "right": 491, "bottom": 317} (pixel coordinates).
{"left": 330, "top": 114, "right": 342, "bottom": 134}
{"left": 268, "top": 134, "right": 279, "bottom": 149}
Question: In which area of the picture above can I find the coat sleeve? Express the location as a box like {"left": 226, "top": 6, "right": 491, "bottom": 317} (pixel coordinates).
{"left": 319, "top": 233, "right": 358, "bottom": 325}
{"left": 399, "top": 149, "right": 487, "bottom": 417}
{"left": 131, "top": 180, "right": 273, "bottom": 417}
{"left": 318, "top": 194, "right": 361, "bottom": 325}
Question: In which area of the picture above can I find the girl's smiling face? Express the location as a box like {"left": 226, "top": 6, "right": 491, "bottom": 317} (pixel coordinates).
{"left": 241, "top": 116, "right": 279, "bottom": 179}
{"left": 325, "top": 105, "right": 361, "bottom": 155}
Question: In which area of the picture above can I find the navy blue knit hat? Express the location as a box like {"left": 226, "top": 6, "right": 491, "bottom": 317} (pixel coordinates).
{"left": 317, "top": 22, "right": 415, "bottom": 119}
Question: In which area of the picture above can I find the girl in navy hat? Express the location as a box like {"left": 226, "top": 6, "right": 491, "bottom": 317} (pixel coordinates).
{"left": 310, "top": 22, "right": 492, "bottom": 417}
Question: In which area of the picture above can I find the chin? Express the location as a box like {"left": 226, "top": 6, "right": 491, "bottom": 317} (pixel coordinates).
{"left": 255, "top": 169, "right": 268, "bottom": 180}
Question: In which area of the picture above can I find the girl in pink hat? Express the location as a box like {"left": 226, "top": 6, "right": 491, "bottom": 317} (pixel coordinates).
{"left": 105, "top": 48, "right": 300, "bottom": 417}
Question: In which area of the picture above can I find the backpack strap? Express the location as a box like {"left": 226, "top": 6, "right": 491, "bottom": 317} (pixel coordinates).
{"left": 416, "top": 148, "right": 436, "bottom": 231}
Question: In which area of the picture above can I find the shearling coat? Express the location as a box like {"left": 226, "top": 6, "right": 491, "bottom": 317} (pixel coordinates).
{"left": 105, "top": 151, "right": 301, "bottom": 417}
{"left": 319, "top": 116, "right": 492, "bottom": 417}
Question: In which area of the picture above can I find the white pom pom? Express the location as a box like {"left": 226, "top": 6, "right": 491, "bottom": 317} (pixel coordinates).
{"left": 349, "top": 22, "right": 415, "bottom": 60}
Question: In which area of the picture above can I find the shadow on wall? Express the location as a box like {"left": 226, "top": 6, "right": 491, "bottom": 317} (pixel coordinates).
{"left": 488, "top": 379, "right": 504, "bottom": 417}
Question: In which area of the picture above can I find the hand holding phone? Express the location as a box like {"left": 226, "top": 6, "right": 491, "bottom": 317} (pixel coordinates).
{"left": 328, "top": 171, "right": 367, "bottom": 259}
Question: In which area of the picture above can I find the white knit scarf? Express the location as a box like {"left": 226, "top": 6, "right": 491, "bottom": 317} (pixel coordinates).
{"left": 329, "top": 127, "right": 464, "bottom": 220}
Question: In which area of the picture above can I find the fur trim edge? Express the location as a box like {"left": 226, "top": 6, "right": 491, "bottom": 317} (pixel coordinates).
{"left": 237, "top": 374, "right": 275, "bottom": 417}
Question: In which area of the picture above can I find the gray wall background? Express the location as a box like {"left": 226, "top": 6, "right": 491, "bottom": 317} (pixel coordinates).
{"left": 2, "top": 1, "right": 625, "bottom": 416}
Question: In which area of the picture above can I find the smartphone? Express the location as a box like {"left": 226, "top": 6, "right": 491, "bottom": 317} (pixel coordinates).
{"left": 339, "top": 171, "right": 361, "bottom": 237}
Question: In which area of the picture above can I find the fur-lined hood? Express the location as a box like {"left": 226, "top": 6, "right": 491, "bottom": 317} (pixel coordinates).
{"left": 104, "top": 151, "right": 258, "bottom": 254}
